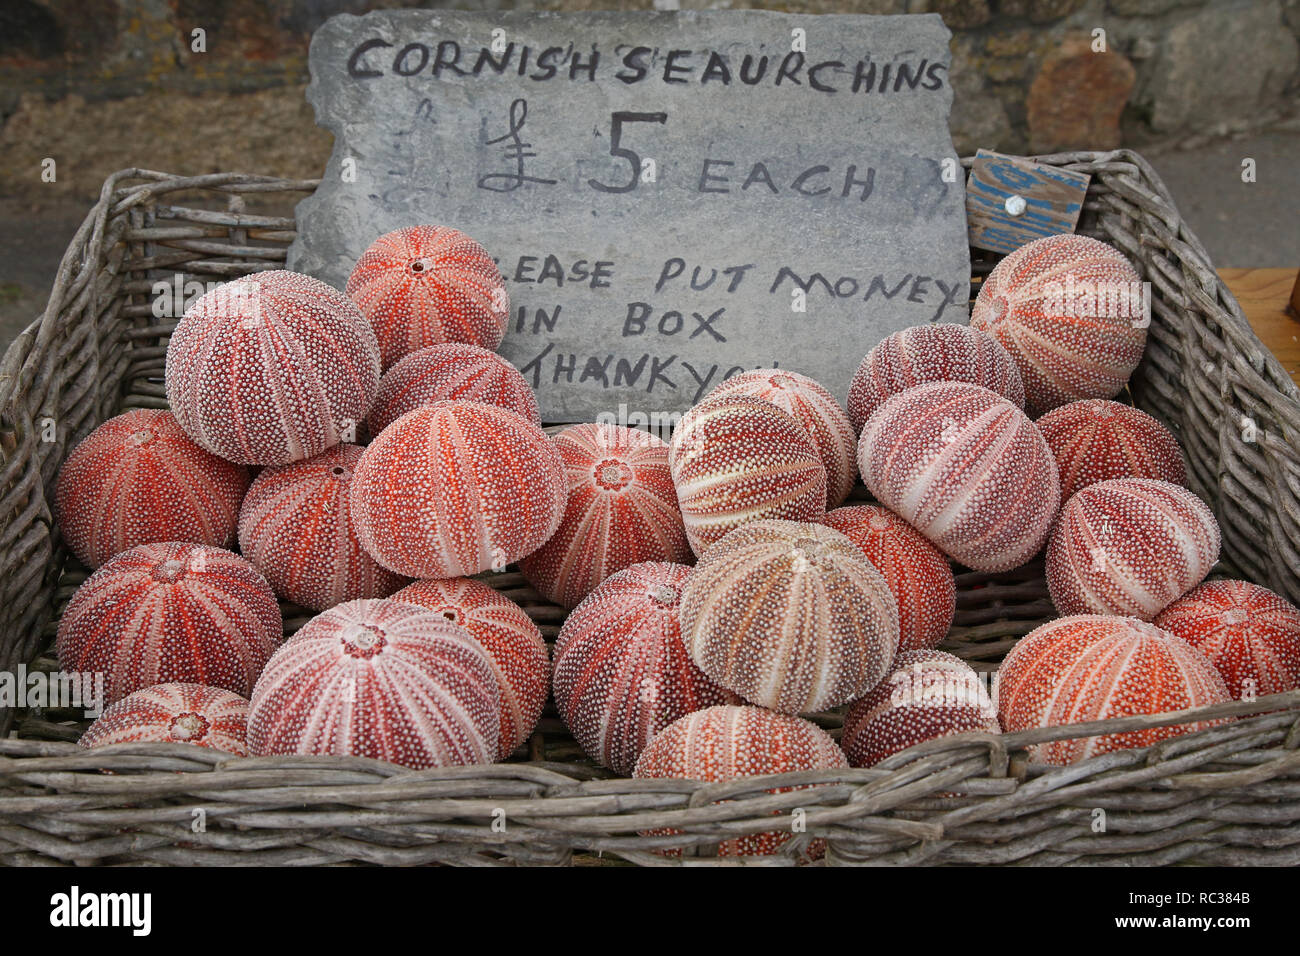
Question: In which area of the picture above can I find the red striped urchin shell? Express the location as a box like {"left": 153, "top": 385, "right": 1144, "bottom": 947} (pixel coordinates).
{"left": 247, "top": 598, "right": 500, "bottom": 768}
{"left": 56, "top": 543, "right": 281, "bottom": 705}
{"left": 237, "top": 444, "right": 409, "bottom": 611}
{"left": 520, "top": 423, "right": 691, "bottom": 610}
{"left": 1046, "top": 477, "right": 1220, "bottom": 620}
{"left": 705, "top": 369, "right": 857, "bottom": 507}
{"left": 55, "top": 409, "right": 250, "bottom": 570}
{"left": 668, "top": 395, "right": 827, "bottom": 555}
{"left": 679, "top": 519, "right": 899, "bottom": 714}
{"left": 858, "top": 381, "right": 1061, "bottom": 573}
{"left": 847, "top": 323, "right": 1025, "bottom": 432}
{"left": 366, "top": 343, "right": 540, "bottom": 436}
{"left": 841, "top": 650, "right": 999, "bottom": 768}
{"left": 821, "top": 505, "right": 956, "bottom": 651}
{"left": 553, "top": 562, "right": 732, "bottom": 775}
{"left": 1036, "top": 399, "right": 1186, "bottom": 500}
{"left": 393, "top": 577, "right": 550, "bottom": 759}
{"left": 349, "top": 401, "right": 566, "bottom": 579}
{"left": 79, "top": 682, "right": 250, "bottom": 755}
{"left": 970, "top": 233, "right": 1146, "bottom": 415}
{"left": 1154, "top": 580, "right": 1300, "bottom": 699}
{"left": 165, "top": 270, "right": 381, "bottom": 466}
{"left": 346, "top": 225, "right": 509, "bottom": 369}
{"left": 996, "top": 615, "right": 1232, "bottom": 765}
{"left": 633, "top": 704, "right": 848, "bottom": 858}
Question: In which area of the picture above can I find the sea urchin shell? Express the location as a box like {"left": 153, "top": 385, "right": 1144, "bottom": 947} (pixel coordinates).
{"left": 80, "top": 682, "right": 250, "bottom": 755}
{"left": 247, "top": 598, "right": 500, "bottom": 769}
{"left": 996, "top": 614, "right": 1231, "bottom": 765}
{"left": 520, "top": 423, "right": 691, "bottom": 610}
{"left": 679, "top": 519, "right": 898, "bottom": 714}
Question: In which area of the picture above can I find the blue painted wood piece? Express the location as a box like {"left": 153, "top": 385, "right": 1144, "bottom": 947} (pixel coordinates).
{"left": 967, "top": 149, "right": 1091, "bottom": 255}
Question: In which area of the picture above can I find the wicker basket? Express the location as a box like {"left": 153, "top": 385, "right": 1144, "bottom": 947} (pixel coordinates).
{"left": 1, "top": 152, "right": 1298, "bottom": 866}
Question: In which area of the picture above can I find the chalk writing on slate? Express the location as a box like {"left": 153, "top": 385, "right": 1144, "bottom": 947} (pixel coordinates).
{"left": 288, "top": 10, "right": 971, "bottom": 422}
{"left": 967, "top": 149, "right": 1091, "bottom": 255}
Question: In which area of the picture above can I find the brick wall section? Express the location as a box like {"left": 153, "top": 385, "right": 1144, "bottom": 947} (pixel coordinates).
{"left": 1, "top": 0, "right": 1296, "bottom": 199}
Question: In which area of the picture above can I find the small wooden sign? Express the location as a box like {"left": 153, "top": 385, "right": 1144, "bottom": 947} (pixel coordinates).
{"left": 967, "top": 149, "right": 1090, "bottom": 255}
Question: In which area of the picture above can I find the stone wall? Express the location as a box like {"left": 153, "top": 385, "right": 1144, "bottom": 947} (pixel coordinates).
{"left": 1, "top": 0, "right": 1296, "bottom": 199}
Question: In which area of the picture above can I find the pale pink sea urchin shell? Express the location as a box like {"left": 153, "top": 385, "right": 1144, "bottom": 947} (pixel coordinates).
{"left": 165, "top": 270, "right": 380, "bottom": 466}
{"left": 247, "top": 598, "right": 500, "bottom": 769}
{"left": 970, "top": 233, "right": 1146, "bottom": 415}
{"left": 857, "top": 381, "right": 1061, "bottom": 573}
{"left": 1045, "top": 477, "right": 1220, "bottom": 620}
{"left": 847, "top": 323, "right": 1025, "bottom": 432}
{"left": 705, "top": 369, "right": 858, "bottom": 507}
{"left": 679, "top": 519, "right": 899, "bottom": 714}
{"left": 392, "top": 577, "right": 550, "bottom": 760}
{"left": 669, "top": 394, "right": 827, "bottom": 556}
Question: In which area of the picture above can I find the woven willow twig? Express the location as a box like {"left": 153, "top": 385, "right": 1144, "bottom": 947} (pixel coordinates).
{"left": 1, "top": 155, "right": 1298, "bottom": 865}
{"left": 1, "top": 691, "right": 1297, "bottom": 866}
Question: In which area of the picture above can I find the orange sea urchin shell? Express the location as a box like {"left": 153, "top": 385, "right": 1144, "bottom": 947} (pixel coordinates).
{"left": 821, "top": 505, "right": 956, "bottom": 651}
{"left": 56, "top": 543, "right": 281, "bottom": 705}
{"left": 237, "top": 444, "right": 409, "bottom": 611}
{"left": 520, "top": 423, "right": 691, "bottom": 610}
{"left": 1036, "top": 399, "right": 1185, "bottom": 500}
{"left": 996, "top": 615, "right": 1231, "bottom": 765}
{"left": 553, "top": 562, "right": 731, "bottom": 775}
{"left": 55, "top": 409, "right": 250, "bottom": 570}
{"left": 1155, "top": 579, "right": 1300, "bottom": 699}
{"left": 80, "top": 682, "right": 250, "bottom": 755}
{"left": 349, "top": 401, "right": 566, "bottom": 579}
{"left": 633, "top": 704, "right": 847, "bottom": 858}
{"left": 346, "top": 225, "right": 509, "bottom": 369}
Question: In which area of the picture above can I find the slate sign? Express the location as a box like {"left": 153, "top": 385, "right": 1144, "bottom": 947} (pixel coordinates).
{"left": 288, "top": 9, "right": 970, "bottom": 422}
